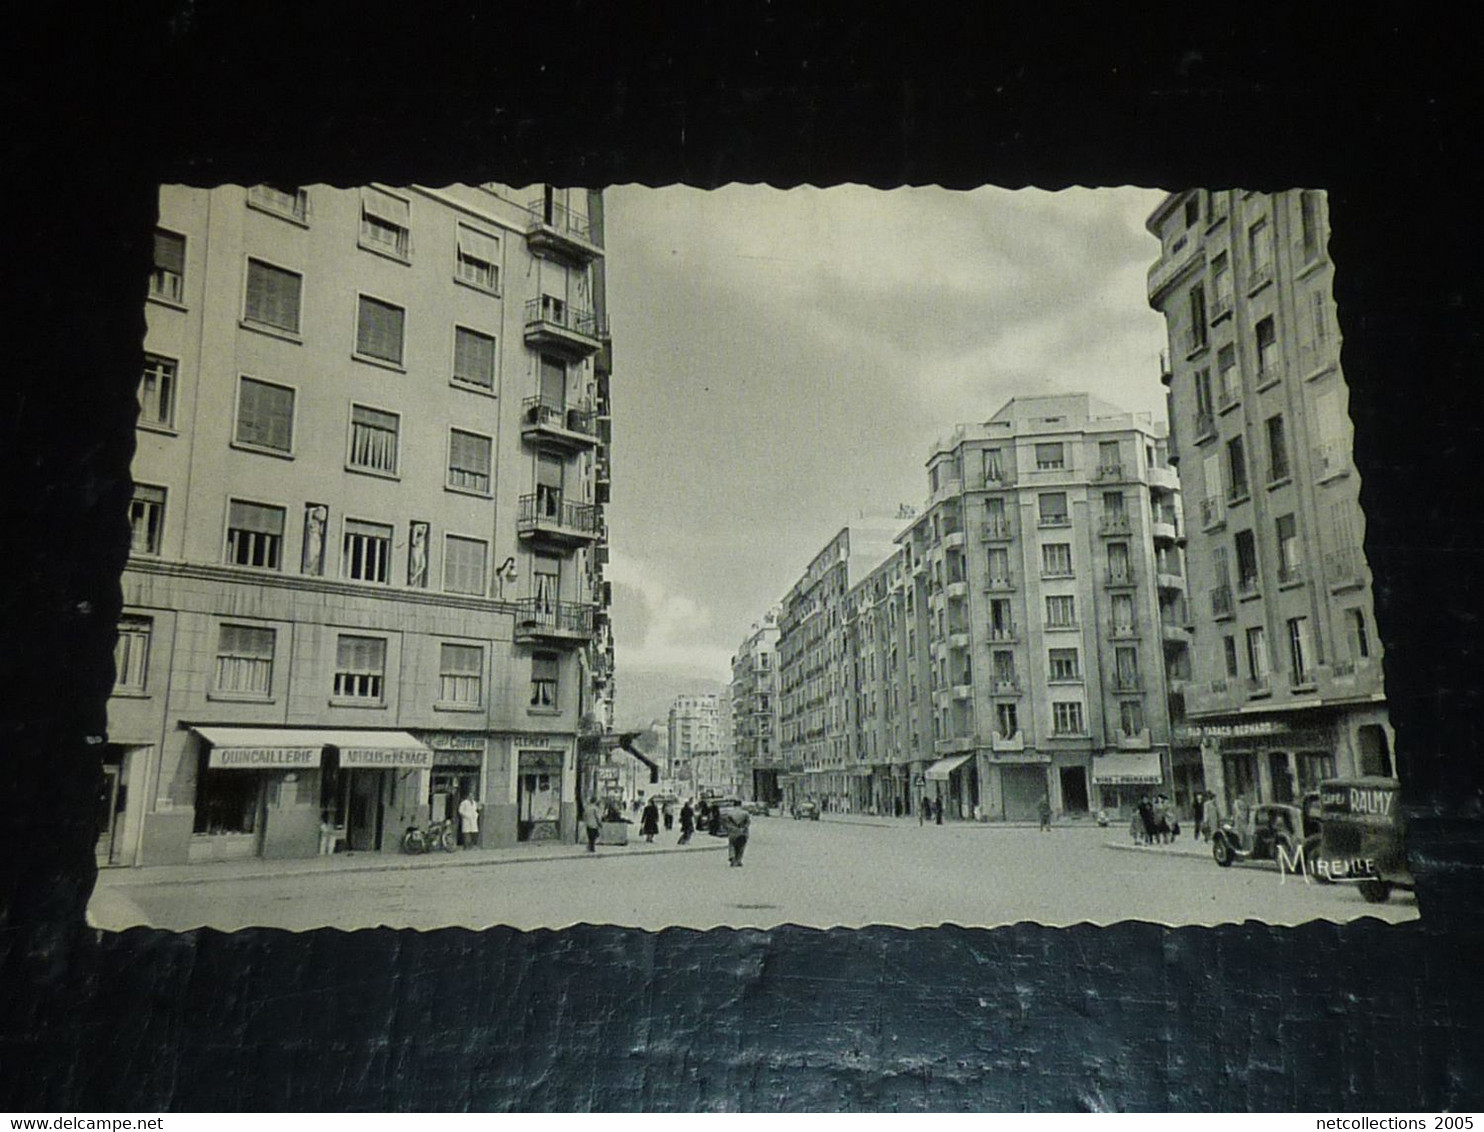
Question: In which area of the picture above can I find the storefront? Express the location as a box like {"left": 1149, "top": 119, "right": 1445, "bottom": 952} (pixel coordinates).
{"left": 1178, "top": 718, "right": 1340, "bottom": 814}
{"left": 1091, "top": 750, "right": 1166, "bottom": 818}
{"left": 925, "top": 753, "right": 977, "bottom": 820}
{"left": 97, "top": 743, "right": 149, "bottom": 868}
{"left": 517, "top": 749, "right": 565, "bottom": 841}
{"left": 421, "top": 732, "right": 487, "bottom": 845}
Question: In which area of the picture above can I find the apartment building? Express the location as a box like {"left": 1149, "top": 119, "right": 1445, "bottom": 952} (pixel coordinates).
{"left": 899, "top": 395, "right": 1180, "bottom": 821}
{"left": 666, "top": 692, "right": 727, "bottom": 788}
{"left": 102, "top": 183, "right": 614, "bottom": 866}
{"left": 846, "top": 547, "right": 916, "bottom": 816}
{"left": 1146, "top": 189, "right": 1391, "bottom": 813}
{"left": 730, "top": 612, "right": 783, "bottom": 805}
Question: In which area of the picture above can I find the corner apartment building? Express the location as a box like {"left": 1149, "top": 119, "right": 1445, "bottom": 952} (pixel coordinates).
{"left": 667, "top": 692, "right": 729, "bottom": 791}
{"left": 898, "top": 395, "right": 1181, "bottom": 821}
{"left": 730, "top": 612, "right": 782, "bottom": 805}
{"left": 102, "top": 183, "right": 615, "bottom": 867}
{"left": 846, "top": 547, "right": 917, "bottom": 815}
{"left": 1146, "top": 189, "right": 1392, "bottom": 814}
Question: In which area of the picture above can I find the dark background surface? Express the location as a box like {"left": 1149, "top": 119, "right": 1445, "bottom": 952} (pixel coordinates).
{"left": 3, "top": 1, "right": 1483, "bottom": 1111}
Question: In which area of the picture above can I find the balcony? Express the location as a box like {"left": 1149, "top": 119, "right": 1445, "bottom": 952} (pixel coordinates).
{"left": 1246, "top": 673, "right": 1272, "bottom": 698}
{"left": 992, "top": 676, "right": 1021, "bottom": 695}
{"left": 934, "top": 736, "right": 976, "bottom": 755}
{"left": 947, "top": 630, "right": 971, "bottom": 651}
{"left": 1161, "top": 619, "right": 1193, "bottom": 645}
{"left": 946, "top": 580, "right": 969, "bottom": 600}
{"left": 1300, "top": 336, "right": 1338, "bottom": 379}
{"left": 1112, "top": 673, "right": 1143, "bottom": 693}
{"left": 521, "top": 396, "right": 599, "bottom": 453}
{"left": 1210, "top": 584, "right": 1234, "bottom": 619}
{"left": 1105, "top": 568, "right": 1136, "bottom": 589}
{"left": 1095, "top": 463, "right": 1125, "bottom": 482}
{"left": 985, "top": 574, "right": 1016, "bottom": 593}
{"left": 1247, "top": 262, "right": 1275, "bottom": 294}
{"left": 1226, "top": 482, "right": 1251, "bottom": 507}
{"left": 1199, "top": 496, "right": 1225, "bottom": 531}
{"left": 1098, "top": 513, "right": 1131, "bottom": 537}
{"left": 1193, "top": 409, "right": 1216, "bottom": 441}
{"left": 524, "top": 297, "right": 606, "bottom": 358}
{"left": 951, "top": 682, "right": 974, "bottom": 701}
{"left": 1115, "top": 728, "right": 1152, "bottom": 751}
{"left": 981, "top": 518, "right": 1013, "bottom": 541}
{"left": 1318, "top": 656, "right": 1384, "bottom": 700}
{"left": 1324, "top": 548, "right": 1367, "bottom": 592}
{"left": 1277, "top": 562, "right": 1306, "bottom": 588}
{"left": 1289, "top": 667, "right": 1318, "bottom": 693}
{"left": 1151, "top": 517, "right": 1179, "bottom": 543}
{"left": 513, "top": 598, "right": 596, "bottom": 647}
{"left": 524, "top": 198, "right": 604, "bottom": 264}
{"left": 987, "top": 625, "right": 1018, "bottom": 643}
{"left": 944, "top": 529, "right": 966, "bottom": 550}
{"left": 1255, "top": 358, "right": 1285, "bottom": 390}
{"left": 1156, "top": 566, "right": 1185, "bottom": 592}
{"left": 1147, "top": 232, "right": 1203, "bottom": 303}
{"left": 1108, "top": 621, "right": 1138, "bottom": 641}
{"left": 1147, "top": 464, "right": 1180, "bottom": 492}
{"left": 1313, "top": 440, "right": 1350, "bottom": 483}
{"left": 991, "top": 730, "right": 1025, "bottom": 753}
{"left": 1236, "top": 576, "right": 1260, "bottom": 601}
{"left": 1217, "top": 384, "right": 1241, "bottom": 413}
{"left": 1210, "top": 291, "right": 1233, "bottom": 322}
{"left": 1187, "top": 679, "right": 1237, "bottom": 716}
{"left": 517, "top": 493, "right": 601, "bottom": 549}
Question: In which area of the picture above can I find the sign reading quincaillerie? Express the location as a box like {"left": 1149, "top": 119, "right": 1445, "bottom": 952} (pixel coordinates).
{"left": 208, "top": 747, "right": 321, "bottom": 769}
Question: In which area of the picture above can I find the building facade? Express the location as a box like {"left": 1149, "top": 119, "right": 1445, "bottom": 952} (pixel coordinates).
{"left": 666, "top": 693, "right": 729, "bottom": 793}
{"left": 899, "top": 395, "right": 1181, "bottom": 821}
{"left": 1146, "top": 188, "right": 1392, "bottom": 814}
{"left": 102, "top": 183, "right": 614, "bottom": 867}
{"left": 730, "top": 612, "right": 783, "bottom": 805}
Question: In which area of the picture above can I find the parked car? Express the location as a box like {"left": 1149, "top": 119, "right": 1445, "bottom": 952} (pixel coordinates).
{"left": 700, "top": 797, "right": 742, "bottom": 836}
{"left": 1211, "top": 794, "right": 1322, "bottom": 871}
{"left": 791, "top": 800, "right": 821, "bottom": 821}
{"left": 1314, "top": 776, "right": 1411, "bottom": 903}
{"left": 741, "top": 800, "right": 771, "bottom": 817}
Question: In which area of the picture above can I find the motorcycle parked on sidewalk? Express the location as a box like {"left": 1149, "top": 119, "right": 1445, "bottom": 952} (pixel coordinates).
{"left": 401, "top": 817, "right": 458, "bottom": 854}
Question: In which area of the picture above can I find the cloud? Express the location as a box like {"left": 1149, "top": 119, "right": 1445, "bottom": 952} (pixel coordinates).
{"left": 607, "top": 550, "right": 737, "bottom": 677}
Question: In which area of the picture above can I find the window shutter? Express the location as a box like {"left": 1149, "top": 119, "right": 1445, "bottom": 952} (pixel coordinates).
{"left": 154, "top": 231, "right": 185, "bottom": 273}
{"left": 362, "top": 188, "right": 410, "bottom": 225}
{"left": 358, "top": 298, "right": 404, "bottom": 362}
{"left": 454, "top": 328, "right": 495, "bottom": 386}
{"left": 456, "top": 225, "right": 498, "bottom": 263}
{"left": 229, "top": 501, "right": 284, "bottom": 535}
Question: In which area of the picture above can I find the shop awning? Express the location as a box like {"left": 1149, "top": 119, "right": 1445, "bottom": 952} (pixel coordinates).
{"left": 1091, "top": 751, "right": 1164, "bottom": 786}
{"left": 193, "top": 727, "right": 434, "bottom": 770}
{"left": 926, "top": 754, "right": 974, "bottom": 781}
{"left": 194, "top": 726, "right": 325, "bottom": 770}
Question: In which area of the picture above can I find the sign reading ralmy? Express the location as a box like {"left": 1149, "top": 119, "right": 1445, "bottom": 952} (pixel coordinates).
{"left": 208, "top": 747, "right": 321, "bottom": 769}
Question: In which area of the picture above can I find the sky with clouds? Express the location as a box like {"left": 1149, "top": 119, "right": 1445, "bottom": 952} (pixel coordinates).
{"left": 601, "top": 185, "right": 1170, "bottom": 718}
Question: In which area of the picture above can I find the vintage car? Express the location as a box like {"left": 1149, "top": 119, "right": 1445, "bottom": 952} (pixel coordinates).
{"left": 791, "top": 800, "right": 821, "bottom": 821}
{"left": 1314, "top": 776, "right": 1411, "bottom": 903}
{"left": 741, "top": 800, "right": 772, "bottom": 817}
{"left": 1211, "top": 794, "right": 1322, "bottom": 871}
{"left": 698, "top": 796, "right": 742, "bottom": 836}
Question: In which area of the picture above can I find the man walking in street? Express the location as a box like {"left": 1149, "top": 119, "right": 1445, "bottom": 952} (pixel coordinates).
{"left": 583, "top": 797, "right": 602, "bottom": 853}
{"left": 678, "top": 799, "right": 695, "bottom": 845}
{"left": 719, "top": 801, "right": 751, "bottom": 867}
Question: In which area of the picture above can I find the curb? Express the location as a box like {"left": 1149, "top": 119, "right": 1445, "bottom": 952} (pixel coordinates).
{"left": 97, "top": 840, "right": 729, "bottom": 889}
{"left": 1104, "top": 840, "right": 1213, "bottom": 860}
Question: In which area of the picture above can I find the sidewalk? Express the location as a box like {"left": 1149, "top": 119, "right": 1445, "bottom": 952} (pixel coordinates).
{"left": 819, "top": 813, "right": 1106, "bottom": 831}
{"left": 94, "top": 836, "right": 727, "bottom": 889}
{"left": 1104, "top": 835, "right": 1215, "bottom": 860}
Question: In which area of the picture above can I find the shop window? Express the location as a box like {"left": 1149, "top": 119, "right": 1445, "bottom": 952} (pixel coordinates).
{"left": 215, "top": 623, "right": 275, "bottom": 697}
{"left": 113, "top": 616, "right": 151, "bottom": 692}
{"left": 192, "top": 767, "right": 261, "bottom": 835}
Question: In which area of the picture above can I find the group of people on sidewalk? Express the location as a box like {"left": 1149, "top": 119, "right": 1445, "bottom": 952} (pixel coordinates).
{"left": 1126, "top": 792, "right": 1227, "bottom": 846}
{"left": 580, "top": 796, "right": 752, "bottom": 866}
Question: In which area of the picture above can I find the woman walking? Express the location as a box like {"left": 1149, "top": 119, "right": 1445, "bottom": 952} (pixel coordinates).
{"left": 640, "top": 798, "right": 660, "bottom": 844}
{"left": 677, "top": 799, "right": 695, "bottom": 845}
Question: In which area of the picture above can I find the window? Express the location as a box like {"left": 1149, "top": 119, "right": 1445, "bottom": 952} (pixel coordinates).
{"left": 453, "top": 326, "right": 497, "bottom": 391}
{"left": 359, "top": 187, "right": 411, "bottom": 259}
{"left": 986, "top": 547, "right": 1010, "bottom": 584}
{"left": 348, "top": 404, "right": 400, "bottom": 475}
{"left": 1046, "top": 595, "right": 1077, "bottom": 628}
{"left": 443, "top": 535, "right": 488, "bottom": 596}
{"left": 1187, "top": 283, "right": 1207, "bottom": 351}
{"left": 1049, "top": 648, "right": 1080, "bottom": 681}
{"left": 1223, "top": 635, "right": 1239, "bottom": 678}
{"left": 1299, "top": 191, "right": 1323, "bottom": 263}
{"left": 226, "top": 500, "right": 284, "bottom": 569}
{"left": 1107, "top": 542, "right": 1132, "bottom": 582}
{"left": 150, "top": 229, "right": 185, "bottom": 302}
{"left": 984, "top": 496, "right": 1008, "bottom": 536}
{"left": 139, "top": 355, "right": 176, "bottom": 429}
{"left": 1235, "top": 529, "right": 1259, "bottom": 594}
{"left": 129, "top": 484, "right": 166, "bottom": 555}
{"left": 114, "top": 616, "right": 151, "bottom": 692}
{"left": 1248, "top": 216, "right": 1272, "bottom": 281}
{"left": 990, "top": 599, "right": 1013, "bottom": 635}
{"left": 1194, "top": 369, "right": 1213, "bottom": 422}
{"left": 1184, "top": 194, "right": 1200, "bottom": 227}
{"left": 342, "top": 519, "right": 392, "bottom": 583}
{"left": 334, "top": 635, "right": 386, "bottom": 701}
{"left": 1212, "top": 252, "right": 1233, "bottom": 310}
{"left": 248, "top": 185, "right": 309, "bottom": 223}
{"left": 1216, "top": 344, "right": 1238, "bottom": 407}
{"left": 356, "top": 295, "right": 405, "bottom": 364}
{"left": 530, "top": 652, "right": 559, "bottom": 710}
{"left": 1119, "top": 700, "right": 1145, "bottom": 736}
{"left": 1245, "top": 625, "right": 1269, "bottom": 682}
{"left": 1226, "top": 436, "right": 1249, "bottom": 500}
{"left": 1098, "top": 440, "right": 1121, "bottom": 477}
{"left": 983, "top": 448, "right": 1005, "bottom": 483}
{"left": 1042, "top": 543, "right": 1072, "bottom": 578}
{"left": 1112, "top": 593, "right": 1135, "bottom": 633}
{"left": 215, "top": 624, "right": 275, "bottom": 696}
{"left": 447, "top": 429, "right": 492, "bottom": 494}
{"left": 1034, "top": 443, "right": 1065, "bottom": 470}
{"left": 439, "top": 643, "right": 483, "bottom": 705}
{"left": 533, "top": 555, "right": 561, "bottom": 613}
{"left": 995, "top": 702, "right": 1018, "bottom": 739}
{"left": 235, "top": 377, "right": 295, "bottom": 454}
{"left": 1288, "top": 617, "right": 1313, "bottom": 684}
{"left": 992, "top": 650, "right": 1015, "bottom": 682}
{"left": 244, "top": 259, "right": 302, "bottom": 334}
{"left": 1266, "top": 413, "right": 1289, "bottom": 482}
{"left": 1052, "top": 701, "right": 1084, "bottom": 735}
{"left": 1255, "top": 316, "right": 1278, "bottom": 382}
{"left": 1276, "top": 514, "right": 1302, "bottom": 582}
{"left": 1115, "top": 646, "right": 1140, "bottom": 688}
{"left": 1349, "top": 609, "right": 1371, "bottom": 659}
{"left": 455, "top": 224, "right": 500, "bottom": 291}
{"left": 1038, "top": 492, "right": 1068, "bottom": 526}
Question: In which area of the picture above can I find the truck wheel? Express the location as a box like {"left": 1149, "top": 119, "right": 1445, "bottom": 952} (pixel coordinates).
{"left": 1212, "top": 837, "right": 1233, "bottom": 867}
{"left": 1358, "top": 879, "right": 1393, "bottom": 904}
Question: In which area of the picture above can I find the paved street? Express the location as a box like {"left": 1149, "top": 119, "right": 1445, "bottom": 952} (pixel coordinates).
{"left": 90, "top": 816, "right": 1419, "bottom": 932}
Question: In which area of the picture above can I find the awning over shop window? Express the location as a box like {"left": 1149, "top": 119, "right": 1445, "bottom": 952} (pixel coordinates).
{"left": 195, "top": 726, "right": 324, "bottom": 770}
{"left": 926, "top": 754, "right": 974, "bottom": 781}
{"left": 1091, "top": 751, "right": 1164, "bottom": 786}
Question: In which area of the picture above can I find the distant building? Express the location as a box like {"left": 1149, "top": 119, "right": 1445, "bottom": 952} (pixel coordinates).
{"left": 730, "top": 611, "right": 782, "bottom": 804}
{"left": 667, "top": 693, "right": 728, "bottom": 791}
{"left": 102, "top": 183, "right": 614, "bottom": 866}
{"left": 1145, "top": 188, "right": 1391, "bottom": 811}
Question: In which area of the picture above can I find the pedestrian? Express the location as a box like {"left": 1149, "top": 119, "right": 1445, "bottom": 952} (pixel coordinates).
{"left": 920, "top": 794, "right": 928, "bottom": 826}
{"left": 457, "top": 793, "right": 480, "bottom": 849}
{"left": 933, "top": 795, "right": 944, "bottom": 825}
{"left": 678, "top": 799, "right": 695, "bottom": 845}
{"left": 663, "top": 799, "right": 675, "bottom": 832}
{"left": 718, "top": 801, "right": 751, "bottom": 867}
{"left": 1202, "top": 792, "right": 1220, "bottom": 842}
{"left": 1137, "top": 795, "right": 1157, "bottom": 845}
{"left": 640, "top": 798, "right": 660, "bottom": 843}
{"left": 1038, "top": 794, "right": 1052, "bottom": 832}
{"left": 583, "top": 796, "right": 602, "bottom": 853}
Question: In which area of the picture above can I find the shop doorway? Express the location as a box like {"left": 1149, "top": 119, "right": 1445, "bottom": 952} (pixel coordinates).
{"left": 96, "top": 760, "right": 125, "bottom": 866}
{"left": 1357, "top": 724, "right": 1392, "bottom": 777}
{"left": 1001, "top": 765, "right": 1045, "bottom": 821}
{"left": 1268, "top": 751, "right": 1295, "bottom": 803}
{"left": 1059, "top": 767, "right": 1089, "bottom": 814}
{"left": 346, "top": 770, "right": 385, "bottom": 851}
{"left": 518, "top": 751, "right": 563, "bottom": 841}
